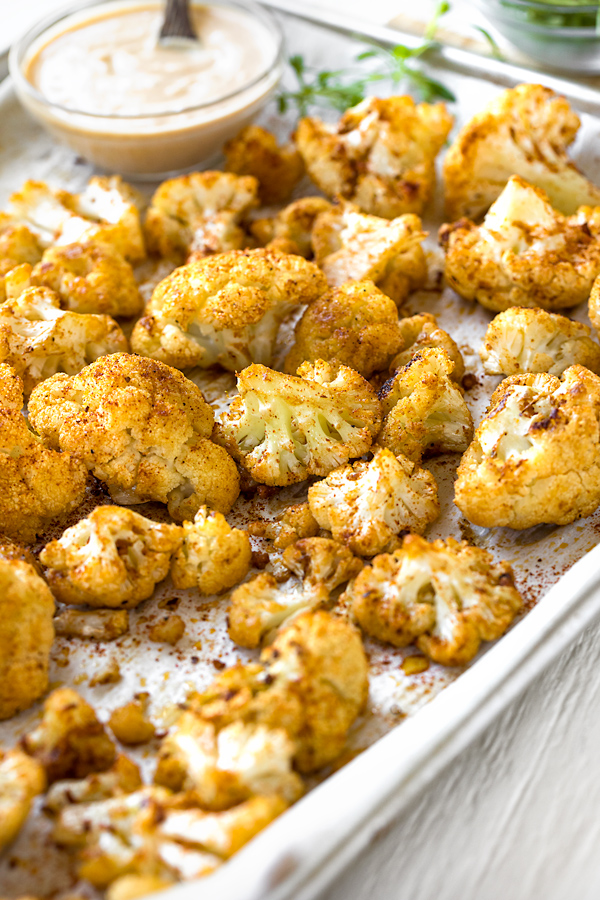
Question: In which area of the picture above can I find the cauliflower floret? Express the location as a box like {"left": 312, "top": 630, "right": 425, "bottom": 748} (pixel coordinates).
{"left": 391, "top": 312, "right": 465, "bottom": 381}
{"left": 345, "top": 534, "right": 522, "bottom": 666}
{"left": 311, "top": 199, "right": 427, "bottom": 306}
{"left": 251, "top": 197, "right": 332, "bottom": 258}
{"left": 54, "top": 608, "right": 130, "bottom": 642}
{"left": 144, "top": 171, "right": 258, "bottom": 262}
{"left": 22, "top": 688, "right": 116, "bottom": 783}
{"left": 0, "top": 364, "right": 88, "bottom": 543}
{"left": 40, "top": 505, "right": 182, "bottom": 609}
{"left": 284, "top": 280, "right": 404, "bottom": 378}
{"left": 44, "top": 755, "right": 143, "bottom": 815}
{"left": 480, "top": 307, "right": 600, "bottom": 376}
{"left": 109, "top": 696, "right": 156, "bottom": 746}
{"left": 587, "top": 273, "right": 600, "bottom": 338}
{"left": 252, "top": 502, "right": 320, "bottom": 550}
{"left": 28, "top": 353, "right": 240, "bottom": 521}
{"left": 0, "top": 749, "right": 46, "bottom": 850}
{"left": 455, "top": 365, "right": 600, "bottom": 528}
{"left": 224, "top": 125, "right": 304, "bottom": 205}
{"left": 131, "top": 248, "right": 327, "bottom": 371}
{"left": 171, "top": 506, "right": 251, "bottom": 594}
{"left": 308, "top": 448, "right": 439, "bottom": 556}
{"left": 296, "top": 95, "right": 453, "bottom": 218}
{"left": 0, "top": 219, "right": 44, "bottom": 265}
{"left": 377, "top": 349, "right": 473, "bottom": 462}
{"left": 281, "top": 537, "right": 363, "bottom": 590}
{"left": 214, "top": 359, "right": 381, "bottom": 486}
{"left": 31, "top": 241, "right": 143, "bottom": 317}
{"left": 441, "top": 176, "right": 600, "bottom": 312}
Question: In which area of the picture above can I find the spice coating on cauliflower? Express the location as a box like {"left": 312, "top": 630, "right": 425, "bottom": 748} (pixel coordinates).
{"left": 0, "top": 749, "right": 46, "bottom": 851}
{"left": 587, "top": 273, "right": 600, "bottom": 338}
{"left": 455, "top": 365, "right": 600, "bottom": 528}
{"left": 308, "top": 448, "right": 439, "bottom": 556}
{"left": 480, "top": 307, "right": 600, "bottom": 376}
{"left": 224, "top": 125, "right": 304, "bottom": 205}
{"left": 40, "top": 505, "right": 182, "bottom": 609}
{"left": 0, "top": 559, "right": 55, "bottom": 720}
{"left": 131, "top": 248, "right": 327, "bottom": 371}
{"left": 28, "top": 353, "right": 239, "bottom": 521}
{"left": 214, "top": 360, "right": 382, "bottom": 486}
{"left": 443, "top": 83, "right": 600, "bottom": 221}
{"left": 171, "top": 506, "right": 251, "bottom": 594}
{"left": 391, "top": 312, "right": 465, "bottom": 381}
{"left": 296, "top": 95, "right": 453, "bottom": 218}
{"left": 252, "top": 502, "right": 320, "bottom": 550}
{"left": 44, "top": 754, "right": 142, "bottom": 815}
{"left": 251, "top": 197, "right": 332, "bottom": 258}
{"left": 284, "top": 280, "right": 404, "bottom": 378}
{"left": 345, "top": 534, "right": 523, "bottom": 666}
{"left": 282, "top": 537, "right": 363, "bottom": 590}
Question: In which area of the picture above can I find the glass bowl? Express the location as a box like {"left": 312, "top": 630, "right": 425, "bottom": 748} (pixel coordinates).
{"left": 9, "top": 0, "right": 284, "bottom": 180}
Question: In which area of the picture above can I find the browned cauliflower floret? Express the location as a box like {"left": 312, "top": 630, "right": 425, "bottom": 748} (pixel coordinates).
{"left": 54, "top": 608, "right": 130, "bottom": 642}
{"left": 480, "top": 307, "right": 600, "bottom": 376}
{"left": 282, "top": 537, "right": 363, "bottom": 590}
{"left": 0, "top": 749, "right": 46, "bottom": 850}
{"left": 308, "top": 448, "right": 439, "bottom": 556}
{"left": 109, "top": 696, "right": 156, "bottom": 746}
{"left": 40, "top": 506, "right": 182, "bottom": 609}
{"left": 441, "top": 176, "right": 600, "bottom": 312}
{"left": 28, "top": 353, "right": 239, "bottom": 521}
{"left": 391, "top": 312, "right": 465, "bottom": 381}
{"left": 224, "top": 125, "right": 304, "bottom": 205}
{"left": 144, "top": 171, "right": 258, "bottom": 262}
{"left": 455, "top": 365, "right": 600, "bottom": 528}
{"left": 312, "top": 199, "right": 427, "bottom": 306}
{"left": 215, "top": 360, "right": 381, "bottom": 486}
{"left": 44, "top": 756, "right": 142, "bottom": 819}
{"left": 0, "top": 219, "right": 44, "bottom": 266}
{"left": 587, "top": 273, "right": 600, "bottom": 338}
{"left": 377, "top": 349, "right": 473, "bottom": 462}
{"left": 0, "top": 559, "right": 55, "bottom": 720}
{"left": 0, "top": 364, "right": 88, "bottom": 542}
{"left": 344, "top": 534, "right": 523, "bottom": 666}
{"left": 296, "top": 95, "right": 453, "bottom": 218}
{"left": 131, "top": 248, "right": 327, "bottom": 371}
{"left": 251, "top": 197, "right": 332, "bottom": 257}
{"left": 284, "top": 280, "right": 404, "bottom": 378}
{"left": 22, "top": 688, "right": 116, "bottom": 783}
{"left": 170, "top": 506, "right": 251, "bottom": 594}
{"left": 31, "top": 241, "right": 143, "bottom": 317}
{"left": 254, "top": 502, "right": 320, "bottom": 550}
{"left": 443, "top": 83, "right": 600, "bottom": 221}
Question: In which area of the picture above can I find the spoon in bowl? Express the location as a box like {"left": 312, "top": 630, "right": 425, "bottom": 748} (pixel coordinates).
{"left": 160, "top": 0, "right": 198, "bottom": 41}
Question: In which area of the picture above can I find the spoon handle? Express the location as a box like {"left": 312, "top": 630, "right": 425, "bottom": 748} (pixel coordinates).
{"left": 160, "top": 0, "right": 198, "bottom": 40}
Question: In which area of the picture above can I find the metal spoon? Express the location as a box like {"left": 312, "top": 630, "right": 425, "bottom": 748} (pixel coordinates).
{"left": 160, "top": 0, "right": 198, "bottom": 41}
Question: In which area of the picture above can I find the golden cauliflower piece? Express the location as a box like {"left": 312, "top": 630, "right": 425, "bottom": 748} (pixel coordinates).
{"left": 22, "top": 688, "right": 116, "bottom": 783}
{"left": 296, "top": 95, "right": 453, "bottom": 217}
{"left": 0, "top": 219, "right": 44, "bottom": 266}
{"left": 40, "top": 506, "right": 182, "bottom": 609}
{"left": 441, "top": 176, "right": 600, "bottom": 312}
{"left": 284, "top": 280, "right": 404, "bottom": 378}
{"left": 31, "top": 241, "right": 143, "bottom": 317}
{"left": 282, "top": 537, "right": 363, "bottom": 590}
{"left": 28, "top": 353, "right": 239, "bottom": 522}
{"left": 312, "top": 199, "right": 427, "bottom": 305}
{"left": 308, "top": 448, "right": 439, "bottom": 556}
{"left": 0, "top": 363, "right": 88, "bottom": 543}
{"left": 109, "top": 696, "right": 156, "bottom": 746}
{"left": 54, "top": 607, "right": 130, "bottom": 642}
{"left": 144, "top": 171, "right": 258, "bottom": 262}
{"left": 131, "top": 248, "right": 327, "bottom": 371}
{"left": 378, "top": 349, "right": 473, "bottom": 462}
{"left": 224, "top": 125, "right": 304, "bottom": 205}
{"left": 0, "top": 749, "right": 46, "bottom": 850}
{"left": 455, "top": 365, "right": 600, "bottom": 528}
{"left": 345, "top": 534, "right": 523, "bottom": 666}
{"left": 391, "top": 312, "right": 465, "bottom": 381}
{"left": 0, "top": 559, "right": 55, "bottom": 719}
{"left": 251, "top": 197, "right": 332, "bottom": 257}
{"left": 44, "top": 755, "right": 142, "bottom": 815}
{"left": 587, "top": 273, "right": 600, "bottom": 338}
{"left": 171, "top": 506, "right": 251, "bottom": 594}
{"left": 480, "top": 307, "right": 600, "bottom": 376}
{"left": 253, "top": 502, "right": 320, "bottom": 550}
{"left": 215, "top": 359, "right": 381, "bottom": 486}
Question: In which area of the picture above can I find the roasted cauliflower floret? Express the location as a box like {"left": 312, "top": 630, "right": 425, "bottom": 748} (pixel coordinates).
{"left": 0, "top": 220, "right": 44, "bottom": 266}
{"left": 284, "top": 280, "right": 404, "bottom": 378}
{"left": 480, "top": 307, "right": 600, "bottom": 376}
{"left": 0, "top": 363, "right": 88, "bottom": 543}
{"left": 214, "top": 360, "right": 381, "bottom": 486}
{"left": 312, "top": 199, "right": 427, "bottom": 306}
{"left": 144, "top": 171, "right": 258, "bottom": 262}
{"left": 251, "top": 197, "right": 332, "bottom": 257}
{"left": 0, "top": 559, "right": 55, "bottom": 720}
{"left": 254, "top": 502, "right": 320, "bottom": 550}
{"left": 28, "top": 353, "right": 240, "bottom": 521}
{"left": 345, "top": 534, "right": 523, "bottom": 666}
{"left": 22, "top": 688, "right": 116, "bottom": 783}
{"left": 224, "top": 125, "right": 304, "bottom": 205}
{"left": 587, "top": 273, "right": 600, "bottom": 338}
{"left": 282, "top": 537, "right": 363, "bottom": 590}
{"left": 377, "top": 349, "right": 473, "bottom": 462}
{"left": 44, "top": 755, "right": 142, "bottom": 815}
{"left": 308, "top": 448, "right": 439, "bottom": 556}
{"left": 441, "top": 176, "right": 600, "bottom": 312}
{"left": 296, "top": 95, "right": 453, "bottom": 218}
{"left": 455, "top": 365, "right": 600, "bottom": 528}
{"left": 391, "top": 312, "right": 465, "bottom": 381}
{"left": 31, "top": 241, "right": 143, "bottom": 317}
{"left": 131, "top": 248, "right": 327, "bottom": 371}
{"left": 171, "top": 506, "right": 251, "bottom": 594}
{"left": 40, "top": 506, "right": 182, "bottom": 609}
{"left": 0, "top": 749, "right": 46, "bottom": 850}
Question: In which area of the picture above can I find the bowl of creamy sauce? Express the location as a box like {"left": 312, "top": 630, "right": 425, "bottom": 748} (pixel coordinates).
{"left": 10, "top": 0, "right": 283, "bottom": 178}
